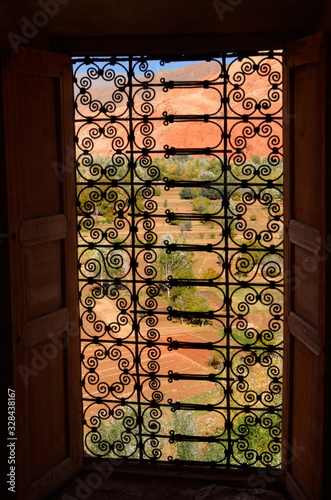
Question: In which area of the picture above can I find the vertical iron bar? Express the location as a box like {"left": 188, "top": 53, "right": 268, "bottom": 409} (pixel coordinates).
{"left": 222, "top": 53, "right": 232, "bottom": 467}
{"left": 128, "top": 56, "right": 143, "bottom": 460}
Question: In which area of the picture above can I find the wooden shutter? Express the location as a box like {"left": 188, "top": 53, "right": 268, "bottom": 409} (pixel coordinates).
{"left": 2, "top": 48, "right": 82, "bottom": 499}
{"left": 283, "top": 32, "right": 330, "bottom": 500}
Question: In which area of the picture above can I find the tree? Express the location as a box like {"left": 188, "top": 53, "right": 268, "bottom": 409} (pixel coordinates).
{"left": 201, "top": 267, "right": 220, "bottom": 280}
{"left": 179, "top": 220, "right": 192, "bottom": 236}
{"left": 198, "top": 186, "right": 223, "bottom": 200}
{"left": 179, "top": 187, "right": 195, "bottom": 199}
{"left": 173, "top": 288, "right": 209, "bottom": 327}
{"left": 192, "top": 197, "right": 213, "bottom": 213}
{"left": 251, "top": 154, "right": 261, "bottom": 164}
{"left": 157, "top": 234, "right": 195, "bottom": 297}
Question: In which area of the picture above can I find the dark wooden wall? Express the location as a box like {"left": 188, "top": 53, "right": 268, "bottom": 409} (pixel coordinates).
{"left": 1, "top": 2, "right": 331, "bottom": 499}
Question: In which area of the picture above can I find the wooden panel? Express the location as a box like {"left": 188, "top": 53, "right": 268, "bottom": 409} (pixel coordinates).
{"left": 52, "top": 32, "right": 301, "bottom": 57}
{"left": 288, "top": 219, "right": 321, "bottom": 252}
{"left": 288, "top": 311, "right": 322, "bottom": 356}
{"left": 27, "top": 338, "right": 67, "bottom": 481}
{"left": 2, "top": 47, "right": 83, "bottom": 499}
{"left": 293, "top": 245, "right": 319, "bottom": 326}
{"left": 28, "top": 458, "right": 74, "bottom": 500}
{"left": 285, "top": 32, "right": 323, "bottom": 67}
{"left": 24, "top": 240, "right": 64, "bottom": 320}
{"left": 293, "top": 62, "right": 321, "bottom": 226}
{"left": 22, "top": 308, "right": 70, "bottom": 347}
{"left": 283, "top": 32, "right": 328, "bottom": 500}
{"left": 286, "top": 473, "right": 310, "bottom": 500}
{"left": 291, "top": 339, "right": 322, "bottom": 499}
{"left": 20, "top": 215, "right": 67, "bottom": 246}
{"left": 15, "top": 72, "right": 61, "bottom": 219}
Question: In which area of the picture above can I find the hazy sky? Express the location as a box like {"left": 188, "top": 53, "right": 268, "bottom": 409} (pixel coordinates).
{"left": 72, "top": 57, "right": 226, "bottom": 76}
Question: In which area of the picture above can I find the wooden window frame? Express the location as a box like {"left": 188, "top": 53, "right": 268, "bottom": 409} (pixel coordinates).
{"left": 2, "top": 30, "right": 330, "bottom": 500}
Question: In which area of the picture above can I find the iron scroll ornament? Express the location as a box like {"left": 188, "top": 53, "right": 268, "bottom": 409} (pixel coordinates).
{"left": 74, "top": 52, "right": 283, "bottom": 467}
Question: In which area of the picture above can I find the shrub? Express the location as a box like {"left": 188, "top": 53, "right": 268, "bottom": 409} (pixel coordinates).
{"left": 210, "top": 232, "right": 216, "bottom": 238}
{"left": 179, "top": 187, "right": 195, "bottom": 199}
{"left": 134, "top": 197, "right": 145, "bottom": 214}
{"left": 193, "top": 197, "right": 212, "bottom": 213}
{"left": 231, "top": 412, "right": 281, "bottom": 467}
{"left": 251, "top": 154, "right": 261, "bottom": 164}
{"left": 174, "top": 289, "right": 209, "bottom": 326}
{"left": 179, "top": 220, "right": 192, "bottom": 234}
{"left": 201, "top": 268, "right": 219, "bottom": 280}
{"left": 198, "top": 186, "right": 222, "bottom": 200}
{"left": 77, "top": 189, "right": 94, "bottom": 215}
{"left": 208, "top": 350, "right": 222, "bottom": 369}
{"left": 250, "top": 214, "right": 257, "bottom": 221}
{"left": 170, "top": 411, "right": 199, "bottom": 461}
{"left": 199, "top": 232, "right": 204, "bottom": 239}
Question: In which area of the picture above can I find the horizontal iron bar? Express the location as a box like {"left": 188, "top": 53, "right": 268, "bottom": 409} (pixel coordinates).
{"left": 74, "top": 114, "right": 283, "bottom": 123}
{"left": 80, "top": 336, "right": 283, "bottom": 346}
{"left": 167, "top": 373, "right": 229, "bottom": 381}
{"left": 77, "top": 243, "right": 284, "bottom": 252}
{"left": 80, "top": 343, "right": 283, "bottom": 353}
{"left": 140, "top": 433, "right": 229, "bottom": 442}
{"left": 78, "top": 277, "right": 284, "bottom": 286}
{"left": 72, "top": 50, "right": 282, "bottom": 64}
{"left": 82, "top": 397, "right": 283, "bottom": 411}
{"left": 170, "top": 434, "right": 228, "bottom": 443}
{"left": 76, "top": 180, "right": 283, "bottom": 187}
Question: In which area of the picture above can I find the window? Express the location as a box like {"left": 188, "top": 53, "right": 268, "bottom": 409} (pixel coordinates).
{"left": 74, "top": 51, "right": 283, "bottom": 467}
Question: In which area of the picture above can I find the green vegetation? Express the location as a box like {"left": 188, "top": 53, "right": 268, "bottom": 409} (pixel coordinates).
{"left": 179, "top": 220, "right": 192, "bottom": 235}
{"left": 85, "top": 406, "right": 281, "bottom": 466}
{"left": 78, "top": 151, "right": 283, "bottom": 467}
{"left": 156, "top": 234, "right": 210, "bottom": 325}
{"left": 251, "top": 154, "right": 261, "bottom": 164}
{"left": 179, "top": 187, "right": 195, "bottom": 199}
{"left": 156, "top": 234, "right": 195, "bottom": 289}
{"left": 198, "top": 186, "right": 223, "bottom": 200}
{"left": 201, "top": 267, "right": 220, "bottom": 280}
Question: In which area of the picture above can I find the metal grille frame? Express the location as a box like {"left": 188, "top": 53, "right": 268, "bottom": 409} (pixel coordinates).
{"left": 74, "top": 51, "right": 283, "bottom": 468}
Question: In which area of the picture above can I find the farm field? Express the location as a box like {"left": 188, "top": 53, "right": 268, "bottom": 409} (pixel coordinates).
{"left": 75, "top": 53, "right": 283, "bottom": 466}
{"left": 79, "top": 174, "right": 283, "bottom": 464}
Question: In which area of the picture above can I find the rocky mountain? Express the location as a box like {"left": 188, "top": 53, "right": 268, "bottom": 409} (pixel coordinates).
{"left": 75, "top": 58, "right": 282, "bottom": 161}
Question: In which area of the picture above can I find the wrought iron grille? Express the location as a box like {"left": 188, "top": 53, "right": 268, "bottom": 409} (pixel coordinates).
{"left": 73, "top": 51, "right": 283, "bottom": 468}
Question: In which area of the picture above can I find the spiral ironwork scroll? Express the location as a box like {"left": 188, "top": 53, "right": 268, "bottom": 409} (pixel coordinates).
{"left": 74, "top": 51, "right": 283, "bottom": 468}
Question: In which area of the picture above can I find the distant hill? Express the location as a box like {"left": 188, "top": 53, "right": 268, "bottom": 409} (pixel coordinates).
{"left": 75, "top": 59, "right": 282, "bottom": 161}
